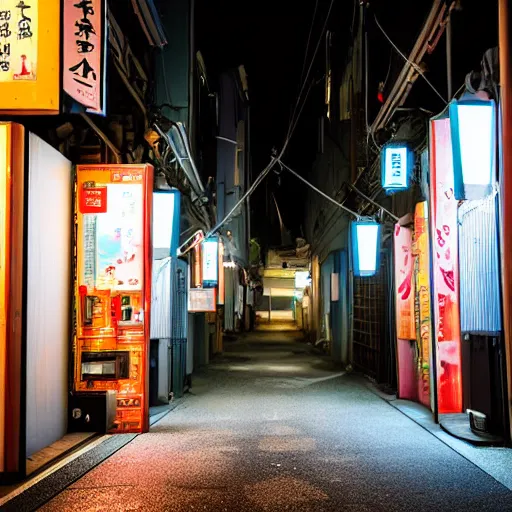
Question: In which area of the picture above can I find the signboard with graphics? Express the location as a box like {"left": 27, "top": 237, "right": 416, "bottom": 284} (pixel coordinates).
{"left": 431, "top": 117, "right": 462, "bottom": 414}
{"left": 63, "top": 0, "right": 107, "bottom": 114}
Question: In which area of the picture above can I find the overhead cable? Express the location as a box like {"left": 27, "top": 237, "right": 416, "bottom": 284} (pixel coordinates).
{"left": 285, "top": 0, "right": 335, "bottom": 145}
{"left": 277, "top": 160, "right": 361, "bottom": 220}
{"left": 373, "top": 12, "right": 447, "bottom": 105}
{"left": 346, "top": 182, "right": 400, "bottom": 222}
{"left": 207, "top": 0, "right": 335, "bottom": 238}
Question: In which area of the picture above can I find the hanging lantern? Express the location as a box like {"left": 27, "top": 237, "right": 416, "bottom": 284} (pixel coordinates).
{"left": 351, "top": 220, "right": 381, "bottom": 277}
{"left": 449, "top": 98, "right": 496, "bottom": 200}
{"left": 381, "top": 142, "right": 413, "bottom": 192}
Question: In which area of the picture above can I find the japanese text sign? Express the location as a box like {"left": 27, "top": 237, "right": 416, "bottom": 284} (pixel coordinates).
{"left": 382, "top": 143, "right": 411, "bottom": 191}
{"left": 80, "top": 185, "right": 107, "bottom": 213}
{"left": 63, "top": 0, "right": 105, "bottom": 113}
{"left": 0, "top": 0, "right": 38, "bottom": 82}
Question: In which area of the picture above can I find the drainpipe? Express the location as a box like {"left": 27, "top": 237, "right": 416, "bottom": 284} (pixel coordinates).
{"left": 499, "top": 0, "right": 512, "bottom": 442}
{"left": 446, "top": 14, "right": 452, "bottom": 100}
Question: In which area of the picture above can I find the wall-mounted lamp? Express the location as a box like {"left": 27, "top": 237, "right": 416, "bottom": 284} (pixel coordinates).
{"left": 449, "top": 98, "right": 496, "bottom": 200}
{"left": 351, "top": 220, "right": 381, "bottom": 277}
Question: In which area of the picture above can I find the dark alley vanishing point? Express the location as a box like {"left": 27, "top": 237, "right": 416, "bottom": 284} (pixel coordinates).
{"left": 31, "top": 331, "right": 512, "bottom": 512}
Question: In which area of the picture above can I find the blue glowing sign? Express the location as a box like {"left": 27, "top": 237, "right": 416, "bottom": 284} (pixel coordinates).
{"left": 381, "top": 142, "right": 413, "bottom": 192}
{"left": 202, "top": 238, "right": 219, "bottom": 287}
{"left": 449, "top": 98, "right": 496, "bottom": 200}
{"left": 351, "top": 221, "right": 381, "bottom": 277}
{"left": 152, "top": 189, "right": 181, "bottom": 259}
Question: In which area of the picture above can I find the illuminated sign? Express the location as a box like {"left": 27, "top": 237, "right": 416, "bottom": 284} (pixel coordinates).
{"left": 202, "top": 238, "right": 218, "bottom": 287}
{"left": 381, "top": 142, "right": 412, "bottom": 192}
{"left": 0, "top": 0, "right": 38, "bottom": 82}
{"left": 294, "top": 271, "right": 310, "bottom": 289}
{"left": 63, "top": 0, "right": 107, "bottom": 114}
{"left": 351, "top": 221, "right": 381, "bottom": 277}
{"left": 152, "top": 190, "right": 180, "bottom": 258}
{"left": 449, "top": 99, "right": 496, "bottom": 200}
{"left": 431, "top": 117, "right": 462, "bottom": 414}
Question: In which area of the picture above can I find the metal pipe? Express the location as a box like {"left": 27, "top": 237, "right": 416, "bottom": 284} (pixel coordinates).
{"left": 499, "top": 0, "right": 512, "bottom": 442}
{"left": 80, "top": 113, "right": 122, "bottom": 163}
{"left": 446, "top": 15, "right": 452, "bottom": 100}
{"left": 371, "top": 0, "right": 446, "bottom": 133}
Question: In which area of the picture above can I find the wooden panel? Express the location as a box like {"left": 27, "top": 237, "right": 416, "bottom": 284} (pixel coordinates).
{"left": 26, "top": 432, "right": 95, "bottom": 476}
{"left": 4, "top": 123, "right": 25, "bottom": 476}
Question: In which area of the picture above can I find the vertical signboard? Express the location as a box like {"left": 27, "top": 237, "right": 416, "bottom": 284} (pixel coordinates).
{"left": 394, "top": 224, "right": 415, "bottom": 340}
{"left": 413, "top": 202, "right": 432, "bottom": 409}
{"left": 394, "top": 223, "right": 417, "bottom": 401}
{"left": 0, "top": 0, "right": 60, "bottom": 113}
{"left": 430, "top": 118, "right": 462, "bottom": 414}
{"left": 63, "top": 0, "right": 106, "bottom": 114}
{"left": 202, "top": 238, "right": 218, "bottom": 287}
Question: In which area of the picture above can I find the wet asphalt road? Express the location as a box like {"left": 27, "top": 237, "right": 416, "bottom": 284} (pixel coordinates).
{"left": 41, "top": 330, "right": 512, "bottom": 511}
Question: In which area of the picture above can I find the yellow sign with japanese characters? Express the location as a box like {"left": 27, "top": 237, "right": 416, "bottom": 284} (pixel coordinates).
{"left": 0, "top": 0, "right": 38, "bottom": 82}
{"left": 0, "top": 0, "right": 59, "bottom": 113}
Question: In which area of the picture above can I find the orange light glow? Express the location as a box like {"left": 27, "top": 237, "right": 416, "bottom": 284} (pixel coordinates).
{"left": 0, "top": 124, "right": 8, "bottom": 472}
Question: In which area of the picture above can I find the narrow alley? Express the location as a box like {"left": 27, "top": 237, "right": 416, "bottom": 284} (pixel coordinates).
{"left": 34, "top": 331, "right": 512, "bottom": 512}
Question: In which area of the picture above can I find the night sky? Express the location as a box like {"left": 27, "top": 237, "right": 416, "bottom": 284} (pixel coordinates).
{"left": 195, "top": 0, "right": 499, "bottom": 248}
{"left": 195, "top": 0, "right": 334, "bottom": 247}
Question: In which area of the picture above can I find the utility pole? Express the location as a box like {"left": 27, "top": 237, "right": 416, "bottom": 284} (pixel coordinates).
{"left": 498, "top": 0, "right": 512, "bottom": 441}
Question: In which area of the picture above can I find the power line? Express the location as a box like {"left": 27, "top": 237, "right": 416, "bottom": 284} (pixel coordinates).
{"left": 285, "top": 0, "right": 335, "bottom": 146}
{"left": 206, "top": 0, "right": 335, "bottom": 238}
{"left": 277, "top": 160, "right": 361, "bottom": 220}
{"left": 373, "top": 11, "right": 447, "bottom": 105}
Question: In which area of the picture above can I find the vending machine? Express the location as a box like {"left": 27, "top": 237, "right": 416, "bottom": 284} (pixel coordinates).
{"left": 73, "top": 164, "right": 153, "bottom": 434}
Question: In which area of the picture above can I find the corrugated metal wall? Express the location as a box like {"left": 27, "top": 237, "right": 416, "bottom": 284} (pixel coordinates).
{"left": 150, "top": 257, "right": 172, "bottom": 339}
{"left": 459, "top": 194, "right": 502, "bottom": 333}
